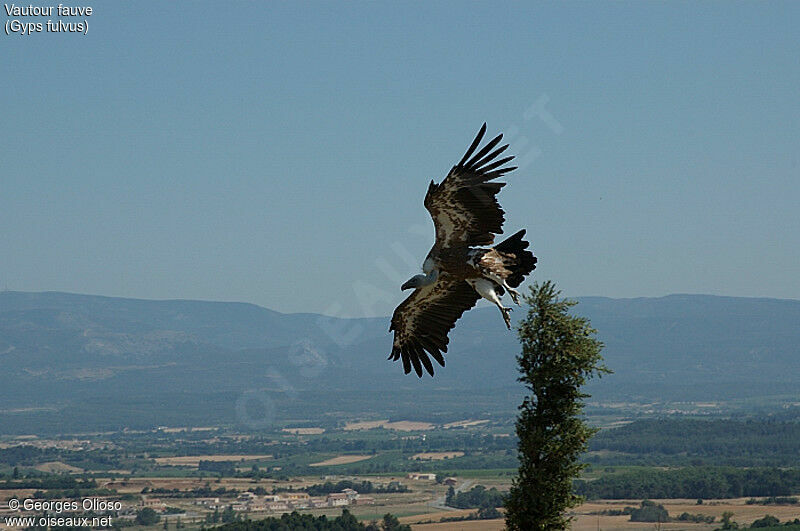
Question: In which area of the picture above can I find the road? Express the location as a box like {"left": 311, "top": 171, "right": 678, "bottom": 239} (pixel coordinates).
{"left": 428, "top": 479, "right": 473, "bottom": 511}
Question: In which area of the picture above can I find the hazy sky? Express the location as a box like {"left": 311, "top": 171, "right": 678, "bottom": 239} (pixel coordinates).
{"left": 3, "top": 2, "right": 799, "bottom": 317}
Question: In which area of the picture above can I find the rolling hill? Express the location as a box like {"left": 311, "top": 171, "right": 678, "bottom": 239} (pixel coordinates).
{"left": 1, "top": 291, "right": 798, "bottom": 434}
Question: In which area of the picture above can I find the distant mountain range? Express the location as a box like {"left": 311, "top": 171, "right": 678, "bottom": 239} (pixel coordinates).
{"left": 1, "top": 291, "right": 799, "bottom": 434}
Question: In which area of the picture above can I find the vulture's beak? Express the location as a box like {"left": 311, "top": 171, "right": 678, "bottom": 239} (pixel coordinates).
{"left": 401, "top": 280, "right": 414, "bottom": 291}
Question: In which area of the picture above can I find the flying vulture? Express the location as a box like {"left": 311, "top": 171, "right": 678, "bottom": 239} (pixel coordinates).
{"left": 389, "top": 124, "right": 537, "bottom": 377}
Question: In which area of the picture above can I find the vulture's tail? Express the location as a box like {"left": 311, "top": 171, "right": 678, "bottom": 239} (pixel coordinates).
{"left": 494, "top": 229, "right": 537, "bottom": 288}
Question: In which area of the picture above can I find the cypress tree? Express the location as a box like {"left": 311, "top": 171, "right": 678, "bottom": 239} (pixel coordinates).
{"left": 506, "top": 281, "right": 609, "bottom": 530}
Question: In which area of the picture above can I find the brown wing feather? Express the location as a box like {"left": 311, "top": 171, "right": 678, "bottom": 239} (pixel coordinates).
{"left": 424, "top": 123, "right": 517, "bottom": 248}
{"left": 389, "top": 275, "right": 480, "bottom": 377}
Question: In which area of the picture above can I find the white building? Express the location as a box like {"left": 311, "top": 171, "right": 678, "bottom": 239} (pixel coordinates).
{"left": 407, "top": 473, "right": 437, "bottom": 480}
{"left": 327, "top": 493, "right": 349, "bottom": 507}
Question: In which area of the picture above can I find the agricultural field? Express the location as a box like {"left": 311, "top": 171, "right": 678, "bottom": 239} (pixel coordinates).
{"left": 571, "top": 499, "right": 800, "bottom": 530}
{"left": 411, "top": 452, "right": 465, "bottom": 460}
{"left": 343, "top": 420, "right": 436, "bottom": 431}
{"left": 282, "top": 428, "right": 326, "bottom": 435}
{"left": 154, "top": 455, "right": 273, "bottom": 467}
{"left": 2, "top": 413, "right": 800, "bottom": 529}
{"left": 309, "top": 455, "right": 374, "bottom": 466}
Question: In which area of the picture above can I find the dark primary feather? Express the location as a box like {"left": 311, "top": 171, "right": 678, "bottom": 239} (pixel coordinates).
{"left": 465, "top": 133, "right": 503, "bottom": 168}
{"left": 494, "top": 229, "right": 538, "bottom": 287}
{"left": 424, "top": 123, "right": 517, "bottom": 248}
{"left": 457, "top": 122, "right": 487, "bottom": 166}
{"left": 389, "top": 275, "right": 480, "bottom": 377}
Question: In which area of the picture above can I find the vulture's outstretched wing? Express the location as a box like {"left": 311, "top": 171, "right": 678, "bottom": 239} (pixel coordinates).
{"left": 424, "top": 123, "right": 517, "bottom": 249}
{"left": 389, "top": 275, "right": 480, "bottom": 377}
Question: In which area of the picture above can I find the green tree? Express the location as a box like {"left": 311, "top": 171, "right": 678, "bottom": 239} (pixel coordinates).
{"left": 506, "top": 281, "right": 609, "bottom": 530}
{"left": 718, "top": 511, "right": 739, "bottom": 529}
{"left": 135, "top": 507, "right": 160, "bottom": 526}
{"left": 338, "top": 509, "right": 359, "bottom": 528}
{"left": 221, "top": 505, "right": 236, "bottom": 523}
{"left": 478, "top": 506, "right": 502, "bottom": 519}
{"left": 445, "top": 485, "right": 455, "bottom": 506}
{"left": 446, "top": 484, "right": 506, "bottom": 509}
{"left": 629, "top": 500, "right": 669, "bottom": 523}
{"left": 751, "top": 515, "right": 780, "bottom": 528}
{"left": 380, "top": 513, "right": 410, "bottom": 531}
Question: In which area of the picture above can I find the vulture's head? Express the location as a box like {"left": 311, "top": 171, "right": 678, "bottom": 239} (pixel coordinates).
{"left": 401, "top": 274, "right": 428, "bottom": 291}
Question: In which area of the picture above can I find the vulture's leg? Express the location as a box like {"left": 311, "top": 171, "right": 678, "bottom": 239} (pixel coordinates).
{"left": 485, "top": 272, "right": 522, "bottom": 305}
{"left": 506, "top": 286, "right": 522, "bottom": 305}
{"left": 469, "top": 278, "right": 513, "bottom": 330}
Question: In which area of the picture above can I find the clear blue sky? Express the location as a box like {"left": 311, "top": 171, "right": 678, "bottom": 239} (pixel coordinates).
{"left": 3, "top": 2, "right": 799, "bottom": 317}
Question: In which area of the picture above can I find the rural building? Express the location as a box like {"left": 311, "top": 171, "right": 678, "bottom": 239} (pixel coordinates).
{"left": 139, "top": 497, "right": 166, "bottom": 510}
{"left": 193, "top": 497, "right": 220, "bottom": 506}
{"left": 327, "top": 493, "right": 349, "bottom": 506}
{"left": 444, "top": 477, "right": 458, "bottom": 486}
{"left": 310, "top": 498, "right": 329, "bottom": 508}
{"left": 407, "top": 472, "right": 437, "bottom": 480}
{"left": 248, "top": 500, "right": 268, "bottom": 511}
{"left": 291, "top": 498, "right": 311, "bottom": 509}
{"left": 267, "top": 501, "right": 290, "bottom": 512}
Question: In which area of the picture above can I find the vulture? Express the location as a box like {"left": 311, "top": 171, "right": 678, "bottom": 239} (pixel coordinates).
{"left": 389, "top": 123, "right": 537, "bottom": 377}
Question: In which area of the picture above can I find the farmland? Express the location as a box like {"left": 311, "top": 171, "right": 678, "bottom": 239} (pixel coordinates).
{"left": 309, "top": 455, "right": 374, "bottom": 466}
{"left": 2, "top": 409, "right": 800, "bottom": 529}
{"left": 154, "top": 455, "right": 273, "bottom": 467}
{"left": 411, "top": 452, "right": 465, "bottom": 461}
